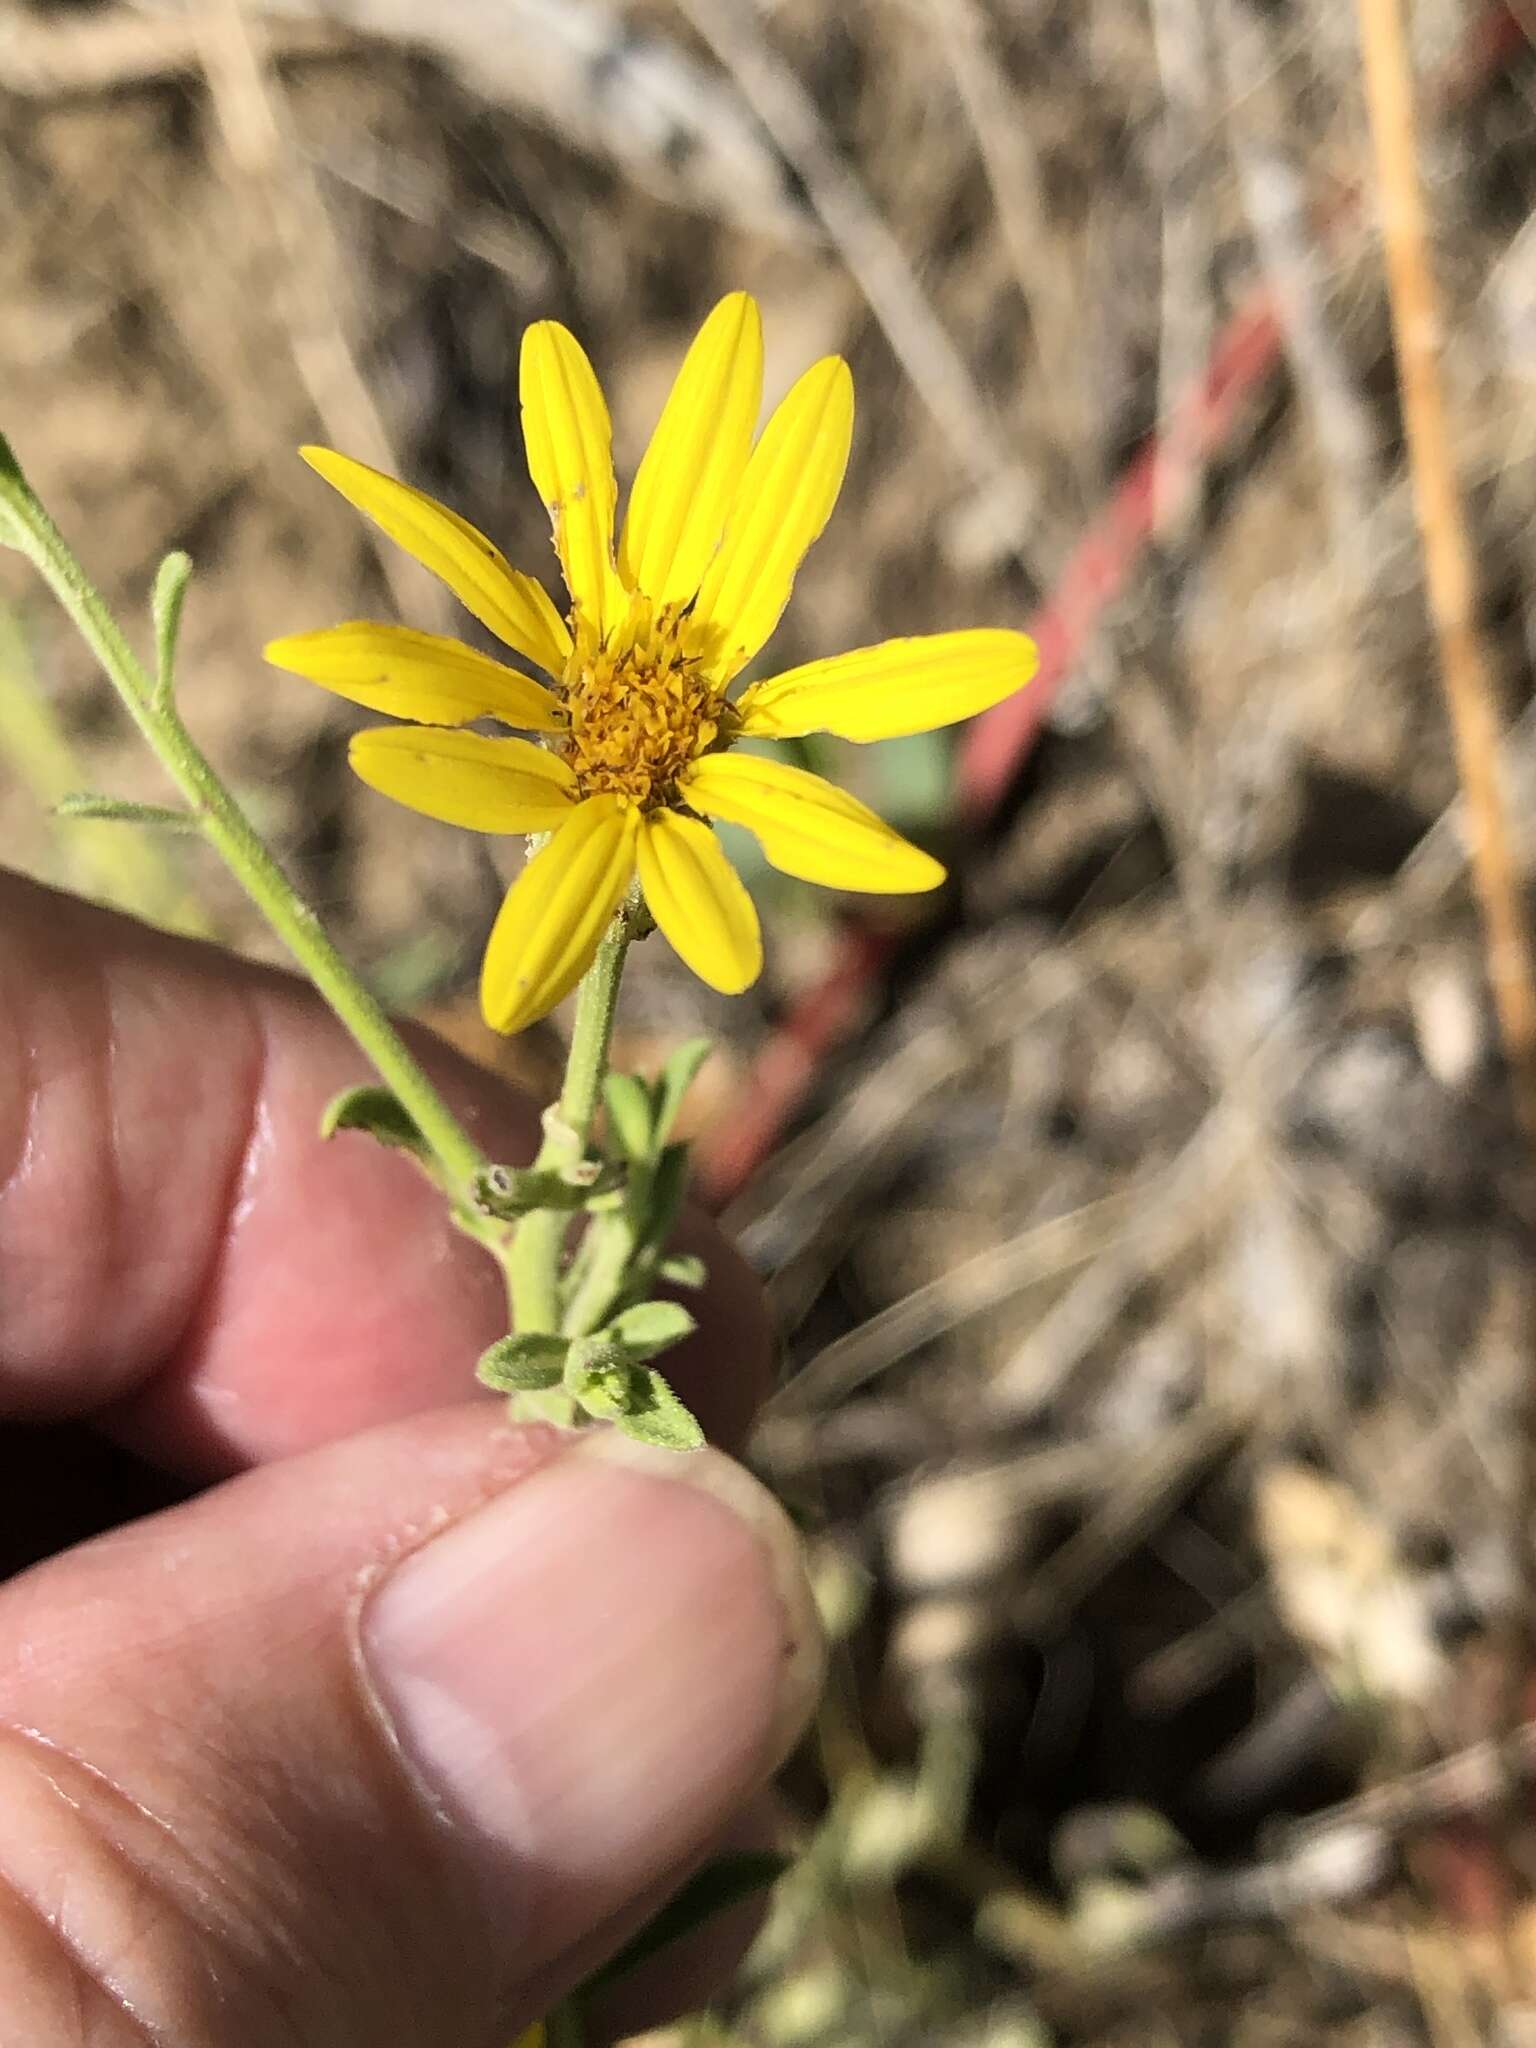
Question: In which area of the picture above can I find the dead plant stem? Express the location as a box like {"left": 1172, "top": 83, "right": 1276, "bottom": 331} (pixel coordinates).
{"left": 1355, "top": 0, "right": 1536, "bottom": 1146}
{"left": 1355, "top": 0, "right": 1536, "bottom": 1726}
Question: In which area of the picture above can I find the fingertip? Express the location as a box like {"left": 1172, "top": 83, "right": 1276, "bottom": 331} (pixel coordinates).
{"left": 362, "top": 1431, "right": 821, "bottom": 1972}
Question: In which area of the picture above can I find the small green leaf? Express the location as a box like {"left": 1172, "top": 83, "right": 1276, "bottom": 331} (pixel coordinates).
{"left": 476, "top": 1331, "right": 570, "bottom": 1391}
{"left": 637, "top": 1142, "right": 690, "bottom": 1256}
{"left": 656, "top": 1252, "right": 708, "bottom": 1290}
{"left": 151, "top": 550, "right": 192, "bottom": 706}
{"left": 570, "top": 1358, "right": 647, "bottom": 1421}
{"left": 572, "top": 1358, "right": 704, "bottom": 1450}
{"left": 321, "top": 1085, "right": 433, "bottom": 1166}
{"left": 586, "top": 1851, "right": 790, "bottom": 1990}
{"left": 562, "top": 1330, "right": 624, "bottom": 1391}
{"left": 55, "top": 793, "right": 201, "bottom": 830}
{"left": 653, "top": 1037, "right": 712, "bottom": 1146}
{"left": 0, "top": 432, "right": 31, "bottom": 528}
{"left": 0, "top": 442, "right": 30, "bottom": 550}
{"left": 613, "top": 1368, "right": 705, "bottom": 1451}
{"left": 602, "top": 1072, "right": 655, "bottom": 1160}
{"left": 611, "top": 1299, "right": 697, "bottom": 1360}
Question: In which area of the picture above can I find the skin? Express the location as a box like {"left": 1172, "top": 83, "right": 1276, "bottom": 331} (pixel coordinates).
{"left": 0, "top": 871, "right": 809, "bottom": 2046}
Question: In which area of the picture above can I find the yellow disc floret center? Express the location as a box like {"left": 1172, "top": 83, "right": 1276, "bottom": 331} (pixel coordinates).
{"left": 560, "top": 597, "right": 720, "bottom": 807}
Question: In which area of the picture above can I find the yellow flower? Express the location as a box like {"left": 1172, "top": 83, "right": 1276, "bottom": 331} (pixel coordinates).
{"left": 266, "top": 293, "right": 1037, "bottom": 1033}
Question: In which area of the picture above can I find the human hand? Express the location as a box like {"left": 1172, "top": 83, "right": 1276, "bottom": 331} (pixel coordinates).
{"left": 0, "top": 871, "right": 821, "bottom": 2046}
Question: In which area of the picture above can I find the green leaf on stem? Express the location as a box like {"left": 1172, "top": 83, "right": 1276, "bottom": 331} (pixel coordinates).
{"left": 656, "top": 1251, "right": 707, "bottom": 1289}
{"left": 614, "top": 1370, "right": 704, "bottom": 1450}
{"left": 151, "top": 551, "right": 193, "bottom": 707}
{"left": 55, "top": 793, "right": 202, "bottom": 830}
{"left": 321, "top": 1084, "right": 434, "bottom": 1167}
{"left": 0, "top": 436, "right": 492, "bottom": 1214}
{"left": 0, "top": 441, "right": 25, "bottom": 551}
{"left": 601, "top": 1071, "right": 655, "bottom": 1160}
{"left": 652, "top": 1036, "right": 712, "bottom": 1147}
{"left": 477, "top": 1331, "right": 570, "bottom": 1391}
{"left": 610, "top": 1299, "right": 697, "bottom": 1359}
{"left": 568, "top": 1356, "right": 641, "bottom": 1417}
{"left": 0, "top": 431, "right": 27, "bottom": 492}
{"left": 638, "top": 1142, "right": 691, "bottom": 1257}
{"left": 570, "top": 1357, "right": 704, "bottom": 1450}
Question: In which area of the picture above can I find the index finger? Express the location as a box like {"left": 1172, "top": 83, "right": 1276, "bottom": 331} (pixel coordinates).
{"left": 0, "top": 872, "right": 771, "bottom": 1474}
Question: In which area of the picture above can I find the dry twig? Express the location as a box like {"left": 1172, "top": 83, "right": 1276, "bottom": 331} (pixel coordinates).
{"left": 141, "top": 0, "right": 810, "bottom": 240}
{"left": 983, "top": 1018, "right": 1311, "bottom": 1421}
{"left": 1355, "top": 0, "right": 1536, "bottom": 1148}
{"left": 0, "top": 10, "right": 346, "bottom": 94}
{"left": 671, "top": 0, "right": 1014, "bottom": 498}
{"left": 1010, "top": 1396, "right": 1254, "bottom": 1637}
{"left": 1356, "top": 0, "right": 1536, "bottom": 1719}
{"left": 1216, "top": 0, "right": 1380, "bottom": 562}
{"left": 728, "top": 929, "right": 1102, "bottom": 1287}
{"left": 194, "top": 0, "right": 444, "bottom": 625}
{"left": 765, "top": 1187, "right": 1143, "bottom": 1420}
{"left": 927, "top": 0, "right": 1089, "bottom": 502}
{"left": 1149, "top": 0, "right": 1216, "bottom": 545}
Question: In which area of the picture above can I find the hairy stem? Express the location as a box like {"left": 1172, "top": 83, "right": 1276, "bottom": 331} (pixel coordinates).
{"left": 0, "top": 439, "right": 490, "bottom": 1205}
{"left": 561, "top": 1208, "right": 638, "bottom": 1338}
{"left": 509, "top": 915, "right": 634, "bottom": 1334}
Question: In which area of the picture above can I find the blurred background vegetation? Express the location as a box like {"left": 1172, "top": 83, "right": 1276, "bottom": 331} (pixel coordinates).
{"left": 10, "top": 0, "right": 1536, "bottom": 2039}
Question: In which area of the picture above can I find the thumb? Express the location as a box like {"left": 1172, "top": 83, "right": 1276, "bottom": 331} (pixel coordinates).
{"left": 0, "top": 1407, "right": 821, "bottom": 2046}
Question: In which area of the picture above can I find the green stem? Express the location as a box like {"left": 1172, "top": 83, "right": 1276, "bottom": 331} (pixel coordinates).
{"left": 0, "top": 440, "right": 488, "bottom": 1204}
{"left": 561, "top": 1206, "right": 637, "bottom": 1338}
{"left": 508, "top": 913, "right": 633, "bottom": 1333}
{"left": 557, "top": 914, "right": 632, "bottom": 1142}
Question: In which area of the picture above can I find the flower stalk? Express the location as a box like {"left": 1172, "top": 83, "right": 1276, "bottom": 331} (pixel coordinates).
{"left": 0, "top": 435, "right": 491, "bottom": 1213}
{"left": 508, "top": 907, "right": 635, "bottom": 1334}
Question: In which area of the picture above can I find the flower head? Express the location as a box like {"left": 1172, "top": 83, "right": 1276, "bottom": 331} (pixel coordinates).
{"left": 266, "top": 294, "right": 1037, "bottom": 1033}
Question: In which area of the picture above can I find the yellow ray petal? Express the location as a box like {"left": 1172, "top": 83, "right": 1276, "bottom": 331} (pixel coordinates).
{"left": 688, "top": 356, "right": 854, "bottom": 685}
{"left": 265, "top": 623, "right": 566, "bottom": 731}
{"left": 618, "top": 293, "right": 765, "bottom": 610}
{"left": 299, "top": 447, "right": 570, "bottom": 673}
{"left": 683, "top": 753, "right": 945, "bottom": 894}
{"left": 348, "top": 727, "right": 577, "bottom": 833}
{"left": 637, "top": 808, "right": 762, "bottom": 994}
{"left": 520, "top": 321, "right": 624, "bottom": 638}
{"left": 480, "top": 796, "right": 639, "bottom": 1033}
{"left": 736, "top": 628, "right": 1038, "bottom": 742}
